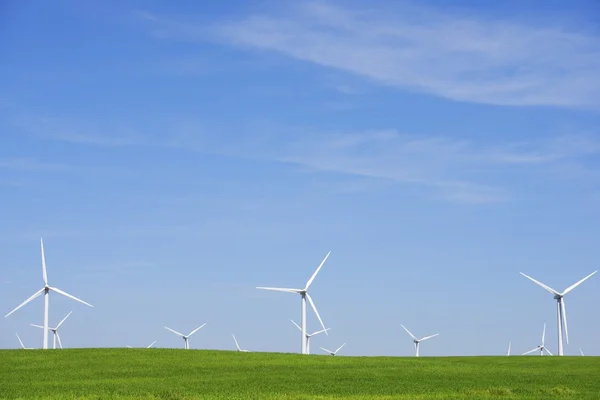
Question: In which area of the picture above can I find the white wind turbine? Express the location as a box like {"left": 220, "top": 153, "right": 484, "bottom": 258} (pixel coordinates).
{"left": 5, "top": 238, "right": 93, "bottom": 350}
{"left": 164, "top": 323, "right": 207, "bottom": 349}
{"left": 126, "top": 340, "right": 156, "bottom": 348}
{"left": 291, "top": 320, "right": 329, "bottom": 354}
{"left": 522, "top": 323, "right": 552, "bottom": 356}
{"left": 520, "top": 270, "right": 597, "bottom": 356}
{"left": 16, "top": 333, "right": 34, "bottom": 350}
{"left": 232, "top": 334, "right": 249, "bottom": 352}
{"left": 257, "top": 251, "right": 331, "bottom": 354}
{"left": 401, "top": 324, "right": 439, "bottom": 357}
{"left": 320, "top": 342, "right": 347, "bottom": 356}
{"left": 31, "top": 311, "right": 72, "bottom": 349}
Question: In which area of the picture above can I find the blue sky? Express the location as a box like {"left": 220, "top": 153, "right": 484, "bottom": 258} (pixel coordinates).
{"left": 1, "top": 0, "right": 599, "bottom": 356}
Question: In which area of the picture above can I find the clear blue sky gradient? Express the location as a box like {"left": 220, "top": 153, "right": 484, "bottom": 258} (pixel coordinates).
{"left": 1, "top": 0, "right": 599, "bottom": 356}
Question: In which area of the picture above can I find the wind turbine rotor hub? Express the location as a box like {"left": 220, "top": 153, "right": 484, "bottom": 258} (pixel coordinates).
{"left": 554, "top": 294, "right": 563, "bottom": 300}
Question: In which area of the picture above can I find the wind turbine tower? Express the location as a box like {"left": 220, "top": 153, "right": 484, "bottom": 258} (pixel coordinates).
{"left": 520, "top": 270, "right": 596, "bottom": 356}
{"left": 401, "top": 324, "right": 439, "bottom": 357}
{"left": 290, "top": 320, "right": 329, "bottom": 354}
{"left": 257, "top": 251, "right": 331, "bottom": 354}
{"left": 31, "top": 311, "right": 73, "bottom": 349}
{"left": 164, "top": 323, "right": 207, "bottom": 349}
{"left": 5, "top": 239, "right": 93, "bottom": 349}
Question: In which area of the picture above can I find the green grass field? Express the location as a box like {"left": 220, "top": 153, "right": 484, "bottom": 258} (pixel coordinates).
{"left": 1, "top": 349, "right": 598, "bottom": 399}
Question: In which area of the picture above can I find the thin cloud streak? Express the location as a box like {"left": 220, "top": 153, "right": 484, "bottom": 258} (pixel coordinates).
{"left": 0, "top": 158, "right": 68, "bottom": 171}
{"left": 13, "top": 115, "right": 600, "bottom": 204}
{"left": 199, "top": 1, "right": 600, "bottom": 109}
{"left": 276, "top": 130, "right": 600, "bottom": 203}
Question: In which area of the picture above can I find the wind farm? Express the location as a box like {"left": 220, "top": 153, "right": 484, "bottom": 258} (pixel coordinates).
{"left": 3, "top": 0, "right": 600, "bottom": 397}
{"left": 2, "top": 239, "right": 598, "bottom": 400}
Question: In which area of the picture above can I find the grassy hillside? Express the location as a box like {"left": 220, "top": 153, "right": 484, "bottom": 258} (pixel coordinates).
{"left": 0, "top": 349, "right": 598, "bottom": 399}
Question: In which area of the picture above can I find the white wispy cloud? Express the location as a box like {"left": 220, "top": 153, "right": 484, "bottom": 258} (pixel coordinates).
{"left": 14, "top": 114, "right": 599, "bottom": 204}
{"left": 275, "top": 129, "right": 600, "bottom": 203}
{"left": 142, "top": 0, "right": 600, "bottom": 109}
{"left": 0, "top": 158, "right": 67, "bottom": 170}
{"left": 12, "top": 116, "right": 157, "bottom": 147}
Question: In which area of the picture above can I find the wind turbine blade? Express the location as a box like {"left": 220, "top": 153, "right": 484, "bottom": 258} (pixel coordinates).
{"left": 507, "top": 341, "right": 511, "bottom": 356}
{"left": 56, "top": 311, "right": 73, "bottom": 329}
{"left": 256, "top": 287, "right": 301, "bottom": 293}
{"left": 126, "top": 345, "right": 132, "bottom": 348}
{"left": 542, "top": 323, "right": 546, "bottom": 346}
{"left": 545, "top": 348, "right": 553, "bottom": 356}
{"left": 519, "top": 272, "right": 560, "bottom": 295}
{"left": 5, "top": 288, "right": 45, "bottom": 317}
{"left": 561, "top": 271, "right": 597, "bottom": 295}
{"left": 147, "top": 341, "right": 156, "bottom": 348}
{"left": 311, "top": 328, "right": 330, "bottom": 337}
{"left": 232, "top": 334, "right": 241, "bottom": 351}
{"left": 400, "top": 324, "right": 417, "bottom": 340}
{"left": 320, "top": 347, "right": 333, "bottom": 354}
{"left": 305, "top": 251, "right": 331, "bottom": 290}
{"left": 50, "top": 287, "right": 93, "bottom": 308}
{"left": 419, "top": 333, "right": 439, "bottom": 342}
{"left": 40, "top": 238, "right": 48, "bottom": 285}
{"left": 30, "top": 324, "right": 45, "bottom": 329}
{"left": 521, "top": 347, "right": 539, "bottom": 355}
{"left": 561, "top": 300, "right": 569, "bottom": 344}
{"left": 16, "top": 333, "right": 25, "bottom": 349}
{"left": 306, "top": 293, "right": 327, "bottom": 334}
{"left": 56, "top": 332, "right": 63, "bottom": 349}
{"left": 580, "top": 349, "right": 584, "bottom": 356}
{"left": 187, "top": 323, "right": 207, "bottom": 337}
{"left": 164, "top": 326, "right": 184, "bottom": 337}
{"left": 335, "top": 342, "right": 347, "bottom": 353}
{"left": 290, "top": 320, "right": 302, "bottom": 332}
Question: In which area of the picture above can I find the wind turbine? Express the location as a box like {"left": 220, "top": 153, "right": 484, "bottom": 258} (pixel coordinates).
{"left": 232, "top": 334, "right": 249, "bottom": 352}
{"left": 164, "top": 323, "right": 206, "bottom": 349}
{"left": 126, "top": 340, "right": 156, "bottom": 348}
{"left": 507, "top": 341, "right": 511, "bottom": 356}
{"left": 291, "top": 320, "right": 329, "bottom": 354}
{"left": 5, "top": 238, "right": 93, "bottom": 350}
{"left": 31, "top": 311, "right": 72, "bottom": 349}
{"left": 401, "top": 324, "right": 439, "bottom": 357}
{"left": 257, "top": 251, "right": 331, "bottom": 354}
{"left": 580, "top": 348, "right": 585, "bottom": 356}
{"left": 522, "top": 323, "right": 552, "bottom": 356}
{"left": 320, "top": 342, "right": 347, "bottom": 356}
{"left": 16, "top": 333, "right": 33, "bottom": 350}
{"left": 520, "top": 270, "right": 597, "bottom": 356}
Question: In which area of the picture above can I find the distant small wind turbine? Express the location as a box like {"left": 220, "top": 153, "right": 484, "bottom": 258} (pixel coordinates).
{"left": 522, "top": 323, "right": 552, "bottom": 356}
{"left": 31, "top": 311, "right": 72, "bottom": 349}
{"left": 520, "top": 270, "right": 597, "bottom": 356}
{"left": 127, "top": 340, "right": 156, "bottom": 348}
{"left": 16, "top": 333, "right": 33, "bottom": 350}
{"left": 507, "top": 341, "right": 511, "bottom": 356}
{"left": 291, "top": 320, "right": 329, "bottom": 354}
{"left": 580, "top": 348, "right": 585, "bottom": 356}
{"left": 5, "top": 238, "right": 93, "bottom": 350}
{"left": 232, "top": 334, "right": 249, "bottom": 352}
{"left": 320, "top": 342, "right": 347, "bottom": 356}
{"left": 257, "top": 251, "right": 331, "bottom": 354}
{"left": 164, "top": 323, "right": 206, "bottom": 349}
{"left": 401, "top": 324, "right": 439, "bottom": 357}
